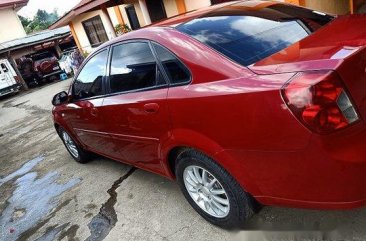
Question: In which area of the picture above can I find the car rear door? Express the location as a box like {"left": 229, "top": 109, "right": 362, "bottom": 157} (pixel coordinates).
{"left": 101, "top": 41, "right": 171, "bottom": 172}
{"left": 61, "top": 49, "right": 110, "bottom": 154}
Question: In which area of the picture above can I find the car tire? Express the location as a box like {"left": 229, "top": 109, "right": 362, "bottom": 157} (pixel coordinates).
{"left": 175, "top": 149, "right": 257, "bottom": 229}
{"left": 58, "top": 127, "right": 91, "bottom": 164}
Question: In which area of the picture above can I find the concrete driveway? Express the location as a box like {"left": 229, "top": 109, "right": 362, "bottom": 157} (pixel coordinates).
{"left": 1, "top": 80, "right": 366, "bottom": 241}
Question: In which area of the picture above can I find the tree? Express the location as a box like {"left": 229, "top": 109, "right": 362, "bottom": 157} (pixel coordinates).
{"left": 19, "top": 15, "right": 31, "bottom": 28}
{"left": 18, "top": 8, "right": 60, "bottom": 34}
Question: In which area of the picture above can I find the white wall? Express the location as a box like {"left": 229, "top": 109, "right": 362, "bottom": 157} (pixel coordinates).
{"left": 0, "top": 8, "right": 26, "bottom": 43}
{"left": 163, "top": 0, "right": 179, "bottom": 17}
{"left": 107, "top": 7, "right": 119, "bottom": 27}
{"left": 184, "top": 0, "right": 211, "bottom": 11}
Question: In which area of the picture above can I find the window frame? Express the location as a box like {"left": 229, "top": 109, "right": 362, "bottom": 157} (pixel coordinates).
{"left": 150, "top": 41, "right": 192, "bottom": 87}
{"left": 70, "top": 47, "right": 110, "bottom": 102}
{"left": 104, "top": 39, "right": 169, "bottom": 97}
{"left": 82, "top": 15, "right": 109, "bottom": 48}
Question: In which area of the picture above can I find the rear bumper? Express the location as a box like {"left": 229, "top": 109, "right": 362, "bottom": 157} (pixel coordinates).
{"left": 0, "top": 84, "right": 21, "bottom": 97}
{"left": 225, "top": 121, "right": 366, "bottom": 210}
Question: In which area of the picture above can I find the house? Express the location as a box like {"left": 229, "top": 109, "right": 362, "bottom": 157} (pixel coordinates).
{"left": 50, "top": 0, "right": 366, "bottom": 54}
{"left": 50, "top": 0, "right": 232, "bottom": 53}
{"left": 0, "top": 0, "right": 28, "bottom": 43}
{"left": 283, "top": 0, "right": 366, "bottom": 15}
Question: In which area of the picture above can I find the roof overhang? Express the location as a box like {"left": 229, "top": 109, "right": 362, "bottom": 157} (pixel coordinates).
{"left": 50, "top": 0, "right": 124, "bottom": 29}
{"left": 0, "top": 0, "right": 29, "bottom": 11}
{"left": 0, "top": 26, "right": 71, "bottom": 54}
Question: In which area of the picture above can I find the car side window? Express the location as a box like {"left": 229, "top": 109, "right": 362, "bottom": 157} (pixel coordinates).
{"left": 109, "top": 42, "right": 165, "bottom": 93}
{"left": 72, "top": 50, "right": 108, "bottom": 100}
{"left": 152, "top": 43, "right": 190, "bottom": 85}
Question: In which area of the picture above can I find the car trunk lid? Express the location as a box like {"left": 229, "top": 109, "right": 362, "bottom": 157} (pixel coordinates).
{"left": 249, "top": 14, "right": 366, "bottom": 121}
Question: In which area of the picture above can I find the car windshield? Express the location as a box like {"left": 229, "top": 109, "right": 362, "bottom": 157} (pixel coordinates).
{"left": 177, "top": 4, "right": 334, "bottom": 66}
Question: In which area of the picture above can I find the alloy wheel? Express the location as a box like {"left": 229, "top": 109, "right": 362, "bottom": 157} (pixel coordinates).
{"left": 183, "top": 165, "right": 230, "bottom": 218}
{"left": 62, "top": 131, "right": 79, "bottom": 158}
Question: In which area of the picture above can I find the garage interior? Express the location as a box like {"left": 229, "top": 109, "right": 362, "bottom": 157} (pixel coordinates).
{"left": 0, "top": 26, "right": 76, "bottom": 90}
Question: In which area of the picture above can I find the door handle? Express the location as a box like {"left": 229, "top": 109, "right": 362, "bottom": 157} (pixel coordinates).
{"left": 144, "top": 103, "right": 159, "bottom": 113}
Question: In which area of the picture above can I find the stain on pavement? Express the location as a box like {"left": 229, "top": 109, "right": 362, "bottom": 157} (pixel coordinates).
{"left": 85, "top": 167, "right": 136, "bottom": 241}
{"left": 0, "top": 156, "right": 81, "bottom": 241}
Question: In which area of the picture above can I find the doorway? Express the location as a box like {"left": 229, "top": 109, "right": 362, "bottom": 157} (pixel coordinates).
{"left": 126, "top": 5, "right": 141, "bottom": 30}
{"left": 145, "top": 0, "right": 167, "bottom": 23}
{"left": 211, "top": 0, "right": 232, "bottom": 4}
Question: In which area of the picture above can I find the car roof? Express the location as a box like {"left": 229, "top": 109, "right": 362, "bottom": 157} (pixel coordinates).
{"left": 95, "top": 1, "right": 284, "bottom": 51}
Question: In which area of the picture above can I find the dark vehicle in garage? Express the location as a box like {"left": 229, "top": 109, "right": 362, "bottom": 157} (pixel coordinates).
{"left": 31, "top": 52, "right": 63, "bottom": 81}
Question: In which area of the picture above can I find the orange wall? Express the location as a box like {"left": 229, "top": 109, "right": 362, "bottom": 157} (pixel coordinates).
{"left": 286, "top": 0, "right": 353, "bottom": 14}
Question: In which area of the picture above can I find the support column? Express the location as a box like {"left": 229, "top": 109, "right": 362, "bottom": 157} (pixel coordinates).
{"left": 285, "top": 0, "right": 305, "bottom": 6}
{"left": 139, "top": 0, "right": 152, "bottom": 25}
{"left": 114, "top": 6, "right": 125, "bottom": 25}
{"left": 69, "top": 22, "right": 82, "bottom": 52}
{"left": 54, "top": 41, "right": 62, "bottom": 59}
{"left": 8, "top": 54, "right": 28, "bottom": 90}
{"left": 175, "top": 0, "right": 186, "bottom": 14}
{"left": 350, "top": 0, "right": 355, "bottom": 13}
{"left": 101, "top": 5, "right": 117, "bottom": 39}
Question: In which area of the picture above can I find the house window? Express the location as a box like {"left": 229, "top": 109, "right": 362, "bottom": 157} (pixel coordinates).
{"left": 82, "top": 16, "right": 109, "bottom": 48}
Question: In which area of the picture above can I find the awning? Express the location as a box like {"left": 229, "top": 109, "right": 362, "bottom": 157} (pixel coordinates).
{"left": 0, "top": 26, "right": 71, "bottom": 54}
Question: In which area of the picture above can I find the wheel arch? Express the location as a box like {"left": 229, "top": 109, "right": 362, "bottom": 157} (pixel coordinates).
{"left": 161, "top": 129, "right": 261, "bottom": 196}
{"left": 54, "top": 123, "right": 61, "bottom": 136}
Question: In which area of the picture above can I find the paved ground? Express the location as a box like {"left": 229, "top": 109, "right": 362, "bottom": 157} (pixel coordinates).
{"left": 1, "top": 80, "right": 366, "bottom": 241}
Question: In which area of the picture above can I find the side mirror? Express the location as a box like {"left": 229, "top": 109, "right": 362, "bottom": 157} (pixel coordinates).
{"left": 52, "top": 91, "right": 69, "bottom": 106}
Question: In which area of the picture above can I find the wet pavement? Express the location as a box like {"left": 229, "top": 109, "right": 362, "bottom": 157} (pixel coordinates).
{"left": 0, "top": 156, "right": 80, "bottom": 241}
{"left": 1, "top": 79, "right": 366, "bottom": 241}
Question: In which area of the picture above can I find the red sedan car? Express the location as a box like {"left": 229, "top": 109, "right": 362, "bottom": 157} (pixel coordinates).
{"left": 52, "top": 1, "right": 366, "bottom": 229}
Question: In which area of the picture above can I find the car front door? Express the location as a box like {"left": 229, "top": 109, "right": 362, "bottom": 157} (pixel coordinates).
{"left": 101, "top": 41, "right": 171, "bottom": 173}
{"left": 62, "top": 49, "right": 110, "bottom": 154}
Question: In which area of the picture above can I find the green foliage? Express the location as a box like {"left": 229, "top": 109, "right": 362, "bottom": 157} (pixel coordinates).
{"left": 18, "top": 9, "right": 60, "bottom": 34}
{"left": 114, "top": 24, "right": 131, "bottom": 36}
{"left": 19, "top": 15, "right": 31, "bottom": 28}
{"left": 82, "top": 51, "right": 90, "bottom": 58}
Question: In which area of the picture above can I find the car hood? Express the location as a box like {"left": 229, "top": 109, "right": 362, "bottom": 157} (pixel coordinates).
{"left": 249, "top": 14, "right": 366, "bottom": 74}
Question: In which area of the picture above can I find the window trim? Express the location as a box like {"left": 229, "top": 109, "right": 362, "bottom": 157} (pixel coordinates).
{"left": 104, "top": 39, "right": 170, "bottom": 97}
{"left": 150, "top": 41, "right": 192, "bottom": 87}
{"left": 70, "top": 47, "right": 110, "bottom": 103}
{"left": 82, "top": 15, "right": 109, "bottom": 48}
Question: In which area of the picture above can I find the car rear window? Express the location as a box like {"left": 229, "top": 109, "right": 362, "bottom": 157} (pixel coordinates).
{"left": 176, "top": 4, "right": 334, "bottom": 66}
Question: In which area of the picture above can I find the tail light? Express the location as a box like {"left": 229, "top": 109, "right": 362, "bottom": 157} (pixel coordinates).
{"left": 281, "top": 71, "right": 359, "bottom": 134}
